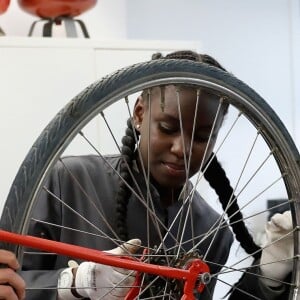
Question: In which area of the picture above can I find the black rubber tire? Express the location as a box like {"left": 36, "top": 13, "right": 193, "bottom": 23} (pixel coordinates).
{"left": 1, "top": 59, "right": 300, "bottom": 299}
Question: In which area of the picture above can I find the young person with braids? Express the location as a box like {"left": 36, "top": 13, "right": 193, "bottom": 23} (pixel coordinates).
{"left": 14, "top": 51, "right": 292, "bottom": 299}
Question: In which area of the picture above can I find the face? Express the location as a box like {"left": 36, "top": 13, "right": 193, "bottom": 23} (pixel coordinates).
{"left": 133, "top": 85, "right": 225, "bottom": 189}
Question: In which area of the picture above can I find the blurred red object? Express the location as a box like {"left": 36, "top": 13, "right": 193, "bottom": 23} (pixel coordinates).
{"left": 18, "top": 0, "right": 97, "bottom": 37}
{"left": 18, "top": 0, "right": 97, "bottom": 19}
{"left": 0, "top": 0, "right": 10, "bottom": 15}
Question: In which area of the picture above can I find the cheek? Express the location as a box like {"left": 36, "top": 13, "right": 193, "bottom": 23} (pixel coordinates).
{"left": 139, "top": 129, "right": 165, "bottom": 160}
{"left": 150, "top": 134, "right": 167, "bottom": 155}
{"left": 148, "top": 124, "right": 167, "bottom": 152}
{"left": 191, "top": 143, "right": 212, "bottom": 167}
{"left": 197, "top": 139, "right": 217, "bottom": 164}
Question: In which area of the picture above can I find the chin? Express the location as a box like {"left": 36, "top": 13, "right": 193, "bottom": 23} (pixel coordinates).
{"left": 157, "top": 178, "right": 186, "bottom": 189}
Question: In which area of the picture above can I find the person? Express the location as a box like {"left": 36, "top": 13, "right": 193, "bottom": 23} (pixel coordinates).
{"left": 0, "top": 249, "right": 25, "bottom": 300}
{"left": 8, "top": 51, "right": 293, "bottom": 299}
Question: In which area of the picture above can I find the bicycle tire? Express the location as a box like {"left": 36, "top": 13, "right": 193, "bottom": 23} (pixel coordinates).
{"left": 1, "top": 59, "right": 300, "bottom": 299}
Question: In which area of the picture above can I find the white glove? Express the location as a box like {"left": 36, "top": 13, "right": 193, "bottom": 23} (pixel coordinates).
{"left": 260, "top": 211, "right": 293, "bottom": 287}
{"left": 74, "top": 239, "right": 141, "bottom": 299}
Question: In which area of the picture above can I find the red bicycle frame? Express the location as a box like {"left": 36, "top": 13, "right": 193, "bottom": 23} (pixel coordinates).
{"left": 0, "top": 229, "right": 210, "bottom": 299}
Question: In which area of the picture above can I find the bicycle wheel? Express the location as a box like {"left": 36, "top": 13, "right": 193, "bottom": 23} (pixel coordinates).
{"left": 1, "top": 59, "right": 300, "bottom": 299}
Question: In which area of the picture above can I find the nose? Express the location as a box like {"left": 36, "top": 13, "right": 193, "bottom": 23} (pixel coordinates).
{"left": 170, "top": 135, "right": 191, "bottom": 159}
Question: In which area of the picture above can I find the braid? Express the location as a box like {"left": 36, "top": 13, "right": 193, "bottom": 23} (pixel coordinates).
{"left": 117, "top": 51, "right": 258, "bottom": 260}
{"left": 115, "top": 118, "right": 138, "bottom": 241}
{"left": 204, "top": 155, "right": 261, "bottom": 259}
{"left": 152, "top": 50, "right": 260, "bottom": 258}
{"left": 152, "top": 50, "right": 227, "bottom": 71}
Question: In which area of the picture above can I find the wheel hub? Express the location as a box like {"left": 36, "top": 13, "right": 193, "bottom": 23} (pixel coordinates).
{"left": 143, "top": 248, "right": 211, "bottom": 298}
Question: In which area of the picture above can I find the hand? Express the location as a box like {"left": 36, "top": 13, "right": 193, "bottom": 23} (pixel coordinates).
{"left": 75, "top": 239, "right": 141, "bottom": 299}
{"left": 0, "top": 249, "right": 26, "bottom": 300}
{"left": 260, "top": 211, "right": 293, "bottom": 287}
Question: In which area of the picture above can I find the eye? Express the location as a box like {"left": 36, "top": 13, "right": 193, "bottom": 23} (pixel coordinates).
{"left": 194, "top": 135, "right": 209, "bottom": 143}
{"left": 158, "top": 122, "right": 178, "bottom": 134}
{"left": 194, "top": 132, "right": 217, "bottom": 143}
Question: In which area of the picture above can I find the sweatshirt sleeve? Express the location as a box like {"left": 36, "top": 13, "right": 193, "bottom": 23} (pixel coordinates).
{"left": 228, "top": 259, "right": 289, "bottom": 300}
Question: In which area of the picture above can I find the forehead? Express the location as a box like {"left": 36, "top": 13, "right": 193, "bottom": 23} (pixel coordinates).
{"left": 150, "top": 85, "right": 221, "bottom": 121}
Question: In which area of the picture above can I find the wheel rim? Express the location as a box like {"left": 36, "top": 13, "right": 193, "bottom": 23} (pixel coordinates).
{"left": 3, "top": 60, "right": 300, "bottom": 299}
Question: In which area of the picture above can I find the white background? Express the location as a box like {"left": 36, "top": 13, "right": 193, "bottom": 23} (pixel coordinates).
{"left": 1, "top": 0, "right": 299, "bottom": 201}
{"left": 0, "top": 1, "right": 299, "bottom": 298}
{"left": 1, "top": 0, "right": 299, "bottom": 144}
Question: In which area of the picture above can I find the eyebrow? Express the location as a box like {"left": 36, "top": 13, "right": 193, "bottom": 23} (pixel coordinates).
{"left": 160, "top": 112, "right": 215, "bottom": 132}
{"left": 160, "top": 112, "right": 179, "bottom": 122}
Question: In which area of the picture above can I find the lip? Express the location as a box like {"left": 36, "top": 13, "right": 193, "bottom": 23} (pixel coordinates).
{"left": 163, "top": 162, "right": 186, "bottom": 176}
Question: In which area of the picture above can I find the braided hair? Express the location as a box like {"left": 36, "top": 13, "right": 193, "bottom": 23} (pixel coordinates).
{"left": 204, "top": 155, "right": 261, "bottom": 258}
{"left": 115, "top": 118, "right": 139, "bottom": 241}
{"left": 115, "top": 50, "right": 261, "bottom": 258}
{"left": 152, "top": 50, "right": 227, "bottom": 72}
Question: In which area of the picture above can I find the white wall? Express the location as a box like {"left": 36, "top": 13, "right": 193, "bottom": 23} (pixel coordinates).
{"left": 0, "top": 0, "right": 130, "bottom": 207}
{"left": 125, "top": 2, "right": 300, "bottom": 296}
{"left": 290, "top": 0, "right": 300, "bottom": 150}
{"left": 0, "top": 2, "right": 299, "bottom": 298}
{"left": 126, "top": 0, "right": 300, "bottom": 149}
{"left": 0, "top": 37, "right": 200, "bottom": 210}
{"left": 1, "top": 1, "right": 299, "bottom": 147}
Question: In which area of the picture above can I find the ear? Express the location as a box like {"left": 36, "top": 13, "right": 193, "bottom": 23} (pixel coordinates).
{"left": 133, "top": 96, "right": 146, "bottom": 126}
